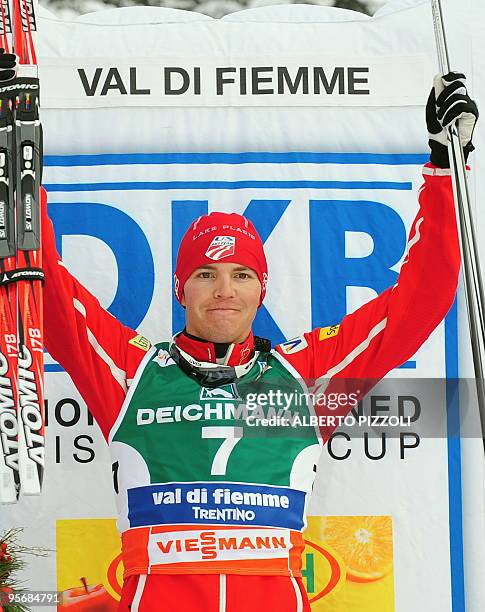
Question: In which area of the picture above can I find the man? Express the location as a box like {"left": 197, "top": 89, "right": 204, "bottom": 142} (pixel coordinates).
{"left": 37, "top": 73, "right": 476, "bottom": 611}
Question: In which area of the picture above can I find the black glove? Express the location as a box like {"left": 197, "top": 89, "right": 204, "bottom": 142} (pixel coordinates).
{"left": 0, "top": 48, "right": 17, "bottom": 82}
{"left": 426, "top": 72, "right": 479, "bottom": 168}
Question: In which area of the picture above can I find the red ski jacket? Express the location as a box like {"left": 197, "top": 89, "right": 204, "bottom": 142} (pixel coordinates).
{"left": 42, "top": 164, "right": 460, "bottom": 442}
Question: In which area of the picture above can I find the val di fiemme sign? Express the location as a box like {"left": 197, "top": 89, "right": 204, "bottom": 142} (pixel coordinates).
{"left": 77, "top": 65, "right": 371, "bottom": 97}
{"left": 39, "top": 56, "right": 431, "bottom": 108}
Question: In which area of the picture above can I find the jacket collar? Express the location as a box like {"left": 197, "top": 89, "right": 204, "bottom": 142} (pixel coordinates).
{"left": 174, "top": 329, "right": 255, "bottom": 366}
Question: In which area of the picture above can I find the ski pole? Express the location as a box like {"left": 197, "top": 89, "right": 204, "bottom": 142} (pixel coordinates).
{"left": 431, "top": 0, "right": 485, "bottom": 452}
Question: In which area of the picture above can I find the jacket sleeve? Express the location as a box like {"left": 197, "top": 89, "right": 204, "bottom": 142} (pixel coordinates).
{"left": 276, "top": 165, "right": 460, "bottom": 439}
{"left": 41, "top": 189, "right": 151, "bottom": 440}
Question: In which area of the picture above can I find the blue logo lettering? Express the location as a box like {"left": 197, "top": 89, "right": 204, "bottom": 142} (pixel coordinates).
{"left": 49, "top": 202, "right": 155, "bottom": 330}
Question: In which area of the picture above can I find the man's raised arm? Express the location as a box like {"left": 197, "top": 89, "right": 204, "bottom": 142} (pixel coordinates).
{"left": 41, "top": 190, "right": 151, "bottom": 439}
{"left": 276, "top": 73, "right": 478, "bottom": 437}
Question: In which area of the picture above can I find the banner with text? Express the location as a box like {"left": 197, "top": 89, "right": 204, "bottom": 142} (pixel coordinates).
{"left": 1, "top": 2, "right": 484, "bottom": 611}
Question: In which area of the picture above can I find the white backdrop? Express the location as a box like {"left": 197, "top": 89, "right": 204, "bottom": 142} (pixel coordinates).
{"left": 1, "top": 1, "right": 485, "bottom": 610}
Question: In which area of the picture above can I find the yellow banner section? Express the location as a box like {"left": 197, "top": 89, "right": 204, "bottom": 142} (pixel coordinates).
{"left": 57, "top": 519, "right": 122, "bottom": 610}
{"left": 303, "top": 516, "right": 395, "bottom": 611}
{"left": 56, "top": 516, "right": 394, "bottom": 610}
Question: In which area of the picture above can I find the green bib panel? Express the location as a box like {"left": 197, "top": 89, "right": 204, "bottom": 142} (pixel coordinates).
{"left": 110, "top": 343, "right": 321, "bottom": 576}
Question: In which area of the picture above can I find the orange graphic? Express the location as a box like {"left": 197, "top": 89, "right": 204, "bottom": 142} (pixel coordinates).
{"left": 56, "top": 516, "right": 395, "bottom": 611}
{"left": 303, "top": 516, "right": 395, "bottom": 611}
{"left": 58, "top": 582, "right": 117, "bottom": 612}
{"left": 320, "top": 516, "right": 393, "bottom": 582}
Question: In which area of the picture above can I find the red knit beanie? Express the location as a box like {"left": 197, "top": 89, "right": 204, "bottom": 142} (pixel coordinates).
{"left": 174, "top": 212, "right": 268, "bottom": 305}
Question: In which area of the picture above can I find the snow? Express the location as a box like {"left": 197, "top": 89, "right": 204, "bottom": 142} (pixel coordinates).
{"left": 40, "top": 0, "right": 389, "bottom": 20}
{"left": 221, "top": 4, "right": 371, "bottom": 21}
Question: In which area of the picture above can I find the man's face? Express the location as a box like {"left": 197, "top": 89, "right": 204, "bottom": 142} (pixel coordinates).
{"left": 181, "top": 263, "right": 262, "bottom": 344}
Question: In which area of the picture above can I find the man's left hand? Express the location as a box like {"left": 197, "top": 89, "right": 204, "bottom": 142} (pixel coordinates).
{"left": 426, "top": 72, "right": 479, "bottom": 168}
{"left": 0, "top": 48, "right": 17, "bottom": 83}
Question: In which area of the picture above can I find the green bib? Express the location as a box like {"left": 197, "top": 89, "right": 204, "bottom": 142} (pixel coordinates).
{"left": 110, "top": 343, "right": 321, "bottom": 573}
